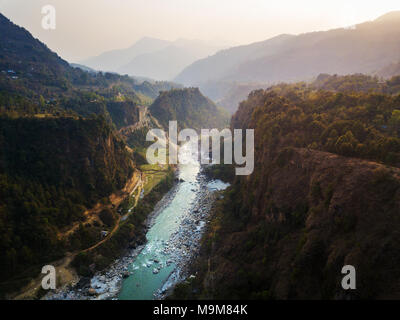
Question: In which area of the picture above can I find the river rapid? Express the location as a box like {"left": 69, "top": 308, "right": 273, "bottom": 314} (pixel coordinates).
{"left": 45, "top": 142, "right": 229, "bottom": 300}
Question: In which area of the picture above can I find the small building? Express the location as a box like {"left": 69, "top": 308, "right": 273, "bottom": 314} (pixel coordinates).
{"left": 101, "top": 231, "right": 108, "bottom": 238}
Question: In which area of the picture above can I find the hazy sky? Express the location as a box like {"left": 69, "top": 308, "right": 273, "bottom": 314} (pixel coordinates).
{"left": 1, "top": 0, "right": 400, "bottom": 62}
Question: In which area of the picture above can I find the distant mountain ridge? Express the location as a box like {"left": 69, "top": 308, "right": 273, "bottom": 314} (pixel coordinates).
{"left": 82, "top": 37, "right": 225, "bottom": 80}
{"left": 175, "top": 34, "right": 294, "bottom": 89}
{"left": 175, "top": 11, "right": 400, "bottom": 101}
{"left": 376, "top": 61, "right": 400, "bottom": 79}
{"left": 81, "top": 37, "right": 171, "bottom": 73}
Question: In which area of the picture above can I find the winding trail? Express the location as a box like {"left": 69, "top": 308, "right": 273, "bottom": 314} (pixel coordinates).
{"left": 11, "top": 170, "right": 145, "bottom": 300}
{"left": 81, "top": 173, "right": 144, "bottom": 253}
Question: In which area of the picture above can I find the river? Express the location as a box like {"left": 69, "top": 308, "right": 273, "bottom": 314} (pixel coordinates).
{"left": 45, "top": 141, "right": 229, "bottom": 300}
{"left": 119, "top": 142, "right": 229, "bottom": 299}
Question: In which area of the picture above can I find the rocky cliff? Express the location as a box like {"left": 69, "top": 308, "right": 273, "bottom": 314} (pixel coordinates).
{"left": 172, "top": 82, "right": 400, "bottom": 300}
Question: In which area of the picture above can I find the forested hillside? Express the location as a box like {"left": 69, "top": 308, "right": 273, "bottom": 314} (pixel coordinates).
{"left": 0, "top": 117, "right": 134, "bottom": 288}
{"left": 312, "top": 73, "right": 400, "bottom": 95}
{"left": 217, "top": 82, "right": 269, "bottom": 114}
{"left": 0, "top": 13, "right": 179, "bottom": 122}
{"left": 149, "top": 88, "right": 229, "bottom": 130}
{"left": 0, "top": 12, "right": 176, "bottom": 296}
{"left": 173, "top": 77, "right": 400, "bottom": 299}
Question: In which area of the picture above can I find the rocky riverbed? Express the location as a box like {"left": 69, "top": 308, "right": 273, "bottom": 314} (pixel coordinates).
{"left": 44, "top": 167, "right": 228, "bottom": 300}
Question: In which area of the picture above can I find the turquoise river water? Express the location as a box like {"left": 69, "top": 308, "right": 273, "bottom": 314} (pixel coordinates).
{"left": 118, "top": 142, "right": 228, "bottom": 300}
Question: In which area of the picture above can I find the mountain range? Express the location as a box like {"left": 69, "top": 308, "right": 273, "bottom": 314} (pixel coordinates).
{"left": 81, "top": 37, "right": 225, "bottom": 81}
{"left": 175, "top": 11, "right": 400, "bottom": 104}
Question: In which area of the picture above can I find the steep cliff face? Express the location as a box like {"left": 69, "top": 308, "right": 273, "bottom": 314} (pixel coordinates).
{"left": 195, "top": 148, "right": 400, "bottom": 299}
{"left": 0, "top": 117, "right": 134, "bottom": 286}
{"left": 175, "top": 83, "right": 400, "bottom": 300}
{"left": 0, "top": 117, "right": 133, "bottom": 201}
